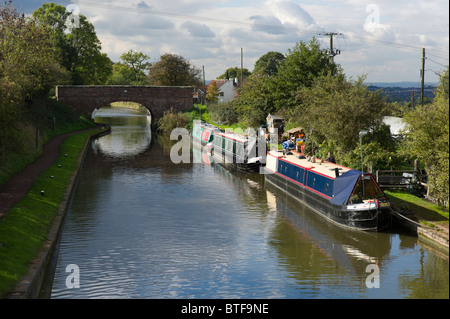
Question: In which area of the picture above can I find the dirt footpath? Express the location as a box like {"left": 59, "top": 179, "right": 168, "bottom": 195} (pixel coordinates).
{"left": 0, "top": 129, "right": 92, "bottom": 218}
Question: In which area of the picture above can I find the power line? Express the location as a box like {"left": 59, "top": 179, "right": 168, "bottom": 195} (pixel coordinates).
{"left": 427, "top": 58, "right": 449, "bottom": 68}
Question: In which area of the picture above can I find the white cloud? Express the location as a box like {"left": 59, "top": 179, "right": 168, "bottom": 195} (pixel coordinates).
{"left": 14, "top": 0, "right": 450, "bottom": 83}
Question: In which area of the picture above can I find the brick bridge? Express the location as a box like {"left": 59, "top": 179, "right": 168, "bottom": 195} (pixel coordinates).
{"left": 56, "top": 85, "right": 194, "bottom": 121}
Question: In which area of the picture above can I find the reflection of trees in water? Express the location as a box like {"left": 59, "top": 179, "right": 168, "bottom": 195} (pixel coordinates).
{"left": 399, "top": 250, "right": 449, "bottom": 299}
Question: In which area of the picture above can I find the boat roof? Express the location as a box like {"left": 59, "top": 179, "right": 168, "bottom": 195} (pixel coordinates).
{"left": 216, "top": 131, "right": 254, "bottom": 143}
{"left": 268, "top": 150, "right": 352, "bottom": 179}
{"left": 195, "top": 122, "right": 220, "bottom": 131}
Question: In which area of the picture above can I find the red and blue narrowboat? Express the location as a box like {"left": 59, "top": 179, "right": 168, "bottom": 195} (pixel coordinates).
{"left": 264, "top": 150, "right": 392, "bottom": 231}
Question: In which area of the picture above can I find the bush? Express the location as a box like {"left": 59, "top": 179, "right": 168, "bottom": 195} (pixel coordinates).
{"left": 157, "top": 108, "right": 189, "bottom": 133}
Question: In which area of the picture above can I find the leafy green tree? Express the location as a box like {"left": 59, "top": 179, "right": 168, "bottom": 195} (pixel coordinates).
{"left": 119, "top": 49, "right": 150, "bottom": 83}
{"left": 291, "top": 73, "right": 389, "bottom": 166}
{"left": 253, "top": 51, "right": 285, "bottom": 76}
{"left": 217, "top": 67, "right": 251, "bottom": 81}
{"left": 401, "top": 68, "right": 449, "bottom": 204}
{"left": 233, "top": 73, "right": 276, "bottom": 127}
{"left": 0, "top": 1, "right": 68, "bottom": 155}
{"left": 207, "top": 101, "right": 239, "bottom": 125}
{"left": 107, "top": 50, "right": 150, "bottom": 85}
{"left": 32, "top": 2, "right": 112, "bottom": 84}
{"left": 272, "top": 37, "right": 338, "bottom": 111}
{"left": 148, "top": 53, "right": 202, "bottom": 86}
{"left": 107, "top": 63, "right": 135, "bottom": 85}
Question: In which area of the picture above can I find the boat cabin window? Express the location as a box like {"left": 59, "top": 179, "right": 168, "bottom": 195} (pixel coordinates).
{"left": 349, "top": 175, "right": 386, "bottom": 203}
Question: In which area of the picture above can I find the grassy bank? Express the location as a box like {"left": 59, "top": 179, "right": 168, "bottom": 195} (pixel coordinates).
{"left": 385, "top": 190, "right": 449, "bottom": 228}
{"left": 0, "top": 128, "right": 104, "bottom": 298}
{"left": 0, "top": 98, "right": 95, "bottom": 187}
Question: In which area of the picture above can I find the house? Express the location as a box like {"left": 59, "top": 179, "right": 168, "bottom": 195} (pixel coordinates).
{"left": 206, "top": 78, "right": 239, "bottom": 103}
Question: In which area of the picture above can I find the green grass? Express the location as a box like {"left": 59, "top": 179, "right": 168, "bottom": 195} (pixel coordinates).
{"left": 385, "top": 190, "right": 449, "bottom": 225}
{"left": 0, "top": 128, "right": 103, "bottom": 298}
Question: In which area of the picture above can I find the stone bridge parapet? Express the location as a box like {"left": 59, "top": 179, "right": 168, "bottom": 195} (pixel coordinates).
{"left": 56, "top": 85, "right": 194, "bottom": 120}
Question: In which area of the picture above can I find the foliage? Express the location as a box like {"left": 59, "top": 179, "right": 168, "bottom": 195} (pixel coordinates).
{"left": 271, "top": 37, "right": 339, "bottom": 111}
{"left": 148, "top": 53, "right": 202, "bottom": 86}
{"left": 118, "top": 49, "right": 150, "bottom": 84}
{"left": 107, "top": 50, "right": 150, "bottom": 85}
{"left": 206, "top": 80, "right": 220, "bottom": 103}
{"left": 217, "top": 67, "right": 251, "bottom": 81}
{"left": 157, "top": 108, "right": 189, "bottom": 132}
{"left": 291, "top": 73, "right": 388, "bottom": 157}
{"left": 0, "top": 1, "right": 68, "bottom": 157}
{"left": 106, "top": 63, "right": 136, "bottom": 85}
{"left": 207, "top": 101, "right": 239, "bottom": 125}
{"left": 1, "top": 1, "right": 65, "bottom": 103}
{"left": 253, "top": 51, "right": 285, "bottom": 76}
{"left": 32, "top": 2, "right": 112, "bottom": 85}
{"left": 401, "top": 68, "right": 449, "bottom": 205}
{"left": 233, "top": 73, "right": 276, "bottom": 127}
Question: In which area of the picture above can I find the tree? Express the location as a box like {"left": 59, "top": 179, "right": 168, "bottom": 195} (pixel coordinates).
{"left": 206, "top": 81, "right": 220, "bottom": 103}
{"left": 107, "top": 50, "right": 150, "bottom": 85}
{"left": 1, "top": 2, "right": 65, "bottom": 103}
{"left": 291, "top": 73, "right": 389, "bottom": 165}
{"left": 272, "top": 37, "right": 339, "bottom": 111}
{"left": 148, "top": 53, "right": 202, "bottom": 86}
{"left": 401, "top": 68, "right": 449, "bottom": 205}
{"left": 217, "top": 67, "right": 251, "bottom": 81}
{"left": 32, "top": 2, "right": 112, "bottom": 84}
{"left": 119, "top": 49, "right": 150, "bottom": 83}
{"left": 253, "top": 51, "right": 285, "bottom": 76}
{"left": 233, "top": 73, "right": 276, "bottom": 127}
{"left": 1, "top": 1, "right": 67, "bottom": 155}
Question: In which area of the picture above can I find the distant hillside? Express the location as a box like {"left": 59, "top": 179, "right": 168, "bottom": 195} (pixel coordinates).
{"left": 367, "top": 82, "right": 437, "bottom": 103}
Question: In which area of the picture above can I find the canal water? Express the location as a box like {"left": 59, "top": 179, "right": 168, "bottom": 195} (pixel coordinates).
{"left": 48, "top": 106, "right": 448, "bottom": 299}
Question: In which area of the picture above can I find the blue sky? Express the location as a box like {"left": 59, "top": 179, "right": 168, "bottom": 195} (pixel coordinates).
{"left": 14, "top": 0, "right": 449, "bottom": 84}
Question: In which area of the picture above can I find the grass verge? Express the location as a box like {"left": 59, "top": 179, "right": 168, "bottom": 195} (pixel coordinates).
{"left": 0, "top": 128, "right": 103, "bottom": 298}
{"left": 385, "top": 190, "right": 449, "bottom": 227}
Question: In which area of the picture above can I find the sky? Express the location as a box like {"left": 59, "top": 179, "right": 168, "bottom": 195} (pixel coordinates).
{"left": 14, "top": 0, "right": 450, "bottom": 84}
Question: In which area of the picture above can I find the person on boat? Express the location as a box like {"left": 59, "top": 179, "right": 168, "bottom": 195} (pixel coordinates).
{"left": 325, "top": 151, "right": 336, "bottom": 163}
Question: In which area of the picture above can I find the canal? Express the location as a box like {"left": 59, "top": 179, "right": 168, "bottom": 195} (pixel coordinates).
{"left": 46, "top": 106, "right": 448, "bottom": 299}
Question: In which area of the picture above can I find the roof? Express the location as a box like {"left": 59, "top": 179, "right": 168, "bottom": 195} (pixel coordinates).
{"left": 286, "top": 127, "right": 304, "bottom": 134}
{"left": 382, "top": 116, "right": 407, "bottom": 135}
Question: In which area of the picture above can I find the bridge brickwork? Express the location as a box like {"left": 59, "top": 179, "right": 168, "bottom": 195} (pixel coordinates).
{"left": 56, "top": 85, "right": 194, "bottom": 120}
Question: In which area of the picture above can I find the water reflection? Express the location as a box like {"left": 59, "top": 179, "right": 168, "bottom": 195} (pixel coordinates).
{"left": 49, "top": 107, "right": 449, "bottom": 299}
{"left": 94, "top": 106, "right": 152, "bottom": 158}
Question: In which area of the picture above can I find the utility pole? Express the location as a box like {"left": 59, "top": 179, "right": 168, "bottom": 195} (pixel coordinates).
{"left": 320, "top": 32, "right": 342, "bottom": 63}
{"left": 202, "top": 65, "right": 206, "bottom": 107}
{"left": 240, "top": 48, "right": 244, "bottom": 86}
{"left": 421, "top": 48, "right": 425, "bottom": 106}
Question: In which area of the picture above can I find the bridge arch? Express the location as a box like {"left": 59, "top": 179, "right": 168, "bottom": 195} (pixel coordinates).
{"left": 56, "top": 85, "right": 194, "bottom": 124}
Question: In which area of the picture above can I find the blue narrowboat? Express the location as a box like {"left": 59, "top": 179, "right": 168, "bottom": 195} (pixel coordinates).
{"left": 264, "top": 150, "right": 391, "bottom": 231}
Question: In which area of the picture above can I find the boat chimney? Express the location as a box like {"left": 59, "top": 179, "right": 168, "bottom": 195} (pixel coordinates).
{"left": 334, "top": 168, "right": 340, "bottom": 177}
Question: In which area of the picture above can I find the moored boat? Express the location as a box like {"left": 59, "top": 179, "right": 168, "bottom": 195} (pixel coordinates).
{"left": 264, "top": 150, "right": 392, "bottom": 231}
{"left": 211, "top": 130, "right": 263, "bottom": 171}
{"left": 192, "top": 121, "right": 220, "bottom": 146}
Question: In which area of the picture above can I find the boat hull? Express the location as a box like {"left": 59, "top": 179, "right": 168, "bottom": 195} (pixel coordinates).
{"left": 264, "top": 169, "right": 391, "bottom": 231}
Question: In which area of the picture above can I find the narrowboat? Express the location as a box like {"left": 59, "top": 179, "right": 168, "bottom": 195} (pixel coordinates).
{"left": 264, "top": 150, "right": 392, "bottom": 231}
{"left": 211, "top": 131, "right": 263, "bottom": 171}
{"left": 192, "top": 121, "right": 220, "bottom": 146}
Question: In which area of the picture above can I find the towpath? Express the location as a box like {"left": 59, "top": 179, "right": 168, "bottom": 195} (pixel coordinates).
{"left": 0, "top": 128, "right": 94, "bottom": 218}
